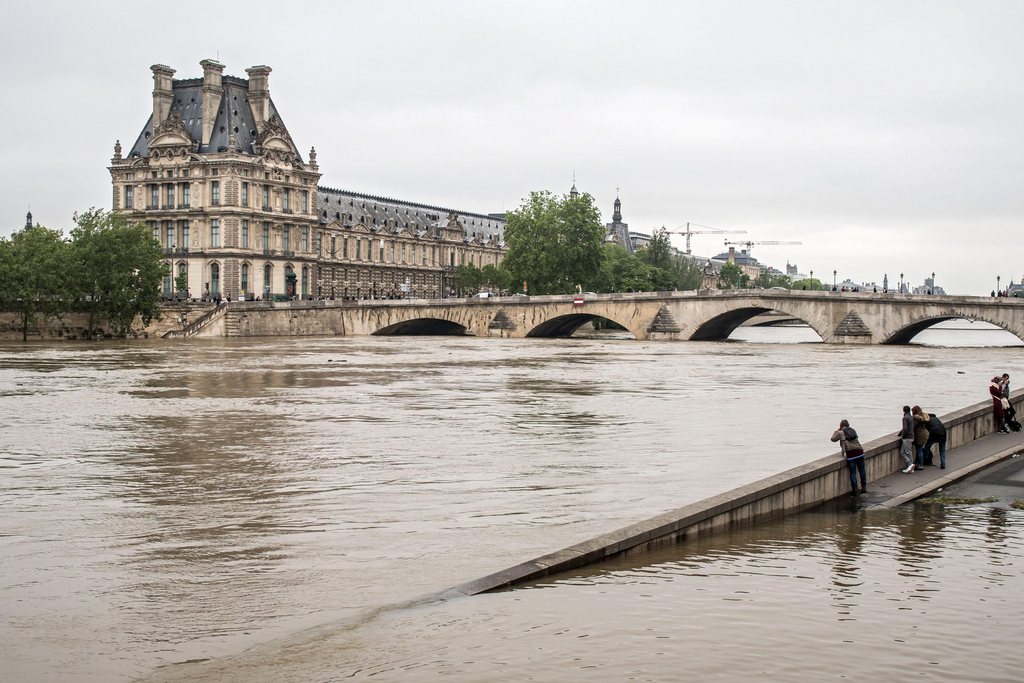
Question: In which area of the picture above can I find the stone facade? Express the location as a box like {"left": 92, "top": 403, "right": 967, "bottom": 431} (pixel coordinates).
{"left": 109, "top": 60, "right": 505, "bottom": 301}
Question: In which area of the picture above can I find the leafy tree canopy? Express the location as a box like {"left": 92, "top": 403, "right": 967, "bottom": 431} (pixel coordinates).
{"left": 502, "top": 190, "right": 605, "bottom": 295}
{"left": 635, "top": 227, "right": 674, "bottom": 271}
{"left": 0, "top": 224, "right": 71, "bottom": 340}
{"left": 718, "top": 262, "right": 750, "bottom": 289}
{"left": 70, "top": 208, "right": 167, "bottom": 337}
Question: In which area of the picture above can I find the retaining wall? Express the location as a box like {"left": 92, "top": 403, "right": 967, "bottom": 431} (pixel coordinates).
{"left": 450, "top": 391, "right": 1022, "bottom": 596}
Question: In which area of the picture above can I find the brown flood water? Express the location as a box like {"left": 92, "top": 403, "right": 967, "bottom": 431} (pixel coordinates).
{"left": 1, "top": 322, "right": 1022, "bottom": 681}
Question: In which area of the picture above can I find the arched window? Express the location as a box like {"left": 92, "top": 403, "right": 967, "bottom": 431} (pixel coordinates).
{"left": 210, "top": 262, "right": 220, "bottom": 296}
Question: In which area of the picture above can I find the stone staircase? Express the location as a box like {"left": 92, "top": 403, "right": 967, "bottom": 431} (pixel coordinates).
{"left": 164, "top": 302, "right": 228, "bottom": 338}
{"left": 223, "top": 309, "right": 241, "bottom": 337}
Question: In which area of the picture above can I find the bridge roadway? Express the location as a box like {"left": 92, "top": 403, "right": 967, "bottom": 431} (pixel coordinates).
{"left": 186, "top": 289, "right": 1024, "bottom": 344}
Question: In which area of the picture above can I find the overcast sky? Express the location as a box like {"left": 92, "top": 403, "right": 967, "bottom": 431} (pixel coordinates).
{"left": 2, "top": 0, "right": 1021, "bottom": 295}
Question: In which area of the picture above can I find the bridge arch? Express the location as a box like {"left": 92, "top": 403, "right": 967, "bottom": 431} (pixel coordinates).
{"left": 881, "top": 314, "right": 1024, "bottom": 345}
{"left": 689, "top": 304, "right": 827, "bottom": 342}
{"left": 526, "top": 313, "right": 637, "bottom": 339}
{"left": 374, "top": 318, "right": 469, "bottom": 336}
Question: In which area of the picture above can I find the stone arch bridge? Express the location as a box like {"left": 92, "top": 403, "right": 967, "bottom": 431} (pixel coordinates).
{"left": 181, "top": 290, "right": 1024, "bottom": 344}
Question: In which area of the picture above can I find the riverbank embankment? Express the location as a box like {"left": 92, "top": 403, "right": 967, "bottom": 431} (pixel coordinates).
{"left": 0, "top": 302, "right": 213, "bottom": 340}
{"left": 450, "top": 390, "right": 1024, "bottom": 596}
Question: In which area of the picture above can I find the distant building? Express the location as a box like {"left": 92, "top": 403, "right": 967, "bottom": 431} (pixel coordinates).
{"left": 109, "top": 60, "right": 506, "bottom": 301}
{"left": 710, "top": 246, "right": 761, "bottom": 282}
{"left": 912, "top": 275, "right": 946, "bottom": 295}
{"left": 604, "top": 194, "right": 633, "bottom": 253}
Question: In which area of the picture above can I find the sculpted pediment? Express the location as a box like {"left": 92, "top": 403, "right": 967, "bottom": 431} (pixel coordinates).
{"left": 150, "top": 112, "right": 195, "bottom": 148}
{"left": 262, "top": 136, "right": 291, "bottom": 152}
{"left": 255, "top": 114, "right": 297, "bottom": 162}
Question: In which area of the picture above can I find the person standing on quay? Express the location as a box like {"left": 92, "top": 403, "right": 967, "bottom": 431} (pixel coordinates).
{"left": 911, "top": 406, "right": 931, "bottom": 468}
{"left": 899, "top": 405, "right": 916, "bottom": 472}
{"left": 832, "top": 419, "right": 867, "bottom": 495}
{"left": 926, "top": 411, "right": 948, "bottom": 469}
{"left": 1001, "top": 373, "right": 1016, "bottom": 425}
{"left": 991, "top": 377, "right": 1009, "bottom": 433}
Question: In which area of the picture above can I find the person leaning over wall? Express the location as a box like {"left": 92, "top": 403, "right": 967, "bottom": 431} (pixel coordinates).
{"left": 831, "top": 419, "right": 867, "bottom": 496}
{"left": 925, "top": 411, "right": 947, "bottom": 470}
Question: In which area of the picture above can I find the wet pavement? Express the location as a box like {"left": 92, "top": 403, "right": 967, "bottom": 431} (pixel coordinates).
{"left": 862, "top": 429, "right": 1024, "bottom": 509}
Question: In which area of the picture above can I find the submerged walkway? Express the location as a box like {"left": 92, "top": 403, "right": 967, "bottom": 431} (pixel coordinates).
{"left": 448, "top": 396, "right": 1024, "bottom": 597}
{"left": 862, "top": 429, "right": 1024, "bottom": 509}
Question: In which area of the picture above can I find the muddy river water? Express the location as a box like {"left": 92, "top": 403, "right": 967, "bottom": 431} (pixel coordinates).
{"left": 1, "top": 323, "right": 1022, "bottom": 681}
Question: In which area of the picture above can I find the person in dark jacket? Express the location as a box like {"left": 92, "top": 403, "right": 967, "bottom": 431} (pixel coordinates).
{"left": 899, "top": 405, "right": 916, "bottom": 473}
{"left": 912, "top": 406, "right": 932, "bottom": 468}
{"left": 925, "top": 412, "right": 947, "bottom": 469}
{"left": 832, "top": 419, "right": 867, "bottom": 495}
{"left": 1002, "top": 373, "right": 1017, "bottom": 426}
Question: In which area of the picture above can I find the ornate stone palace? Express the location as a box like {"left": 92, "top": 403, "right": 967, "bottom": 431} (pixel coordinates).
{"left": 109, "top": 60, "right": 506, "bottom": 301}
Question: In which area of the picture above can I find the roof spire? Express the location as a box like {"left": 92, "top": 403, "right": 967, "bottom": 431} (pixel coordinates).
{"left": 612, "top": 189, "right": 622, "bottom": 223}
{"left": 569, "top": 170, "right": 578, "bottom": 198}
{"left": 25, "top": 208, "right": 33, "bottom": 229}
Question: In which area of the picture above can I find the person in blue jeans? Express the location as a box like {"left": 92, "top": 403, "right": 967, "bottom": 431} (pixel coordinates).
{"left": 832, "top": 419, "right": 867, "bottom": 495}
{"left": 925, "top": 412, "right": 947, "bottom": 469}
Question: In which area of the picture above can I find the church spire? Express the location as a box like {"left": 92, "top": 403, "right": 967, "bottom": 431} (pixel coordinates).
{"left": 25, "top": 210, "right": 33, "bottom": 229}
{"left": 612, "top": 192, "right": 622, "bottom": 223}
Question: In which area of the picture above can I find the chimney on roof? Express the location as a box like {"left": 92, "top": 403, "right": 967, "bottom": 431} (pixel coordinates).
{"left": 151, "top": 64, "right": 176, "bottom": 125}
{"left": 727, "top": 246, "right": 736, "bottom": 263}
{"left": 246, "top": 65, "right": 272, "bottom": 132}
{"left": 200, "top": 59, "right": 225, "bottom": 147}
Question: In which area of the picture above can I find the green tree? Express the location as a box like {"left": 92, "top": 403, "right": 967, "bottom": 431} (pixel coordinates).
{"left": 0, "top": 224, "right": 71, "bottom": 340}
{"left": 453, "top": 264, "right": 484, "bottom": 295}
{"left": 792, "top": 277, "right": 824, "bottom": 290}
{"left": 669, "top": 254, "right": 705, "bottom": 290}
{"left": 718, "top": 262, "right": 750, "bottom": 289}
{"left": 592, "top": 244, "right": 676, "bottom": 293}
{"left": 502, "top": 190, "right": 605, "bottom": 295}
{"left": 636, "top": 227, "right": 673, "bottom": 271}
{"left": 70, "top": 208, "right": 167, "bottom": 337}
{"left": 480, "top": 263, "right": 512, "bottom": 293}
{"left": 755, "top": 270, "right": 792, "bottom": 289}
{"left": 174, "top": 270, "right": 189, "bottom": 297}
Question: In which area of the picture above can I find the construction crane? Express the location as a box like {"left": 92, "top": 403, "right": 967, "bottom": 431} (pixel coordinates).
{"left": 723, "top": 239, "right": 802, "bottom": 255}
{"left": 663, "top": 223, "right": 747, "bottom": 254}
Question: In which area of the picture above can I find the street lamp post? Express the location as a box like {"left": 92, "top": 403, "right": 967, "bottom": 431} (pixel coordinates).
{"left": 997, "top": 275, "right": 1001, "bottom": 296}
{"left": 931, "top": 271, "right": 935, "bottom": 295}
{"left": 833, "top": 269, "right": 837, "bottom": 289}
{"left": 809, "top": 270, "right": 813, "bottom": 289}
{"left": 899, "top": 272, "right": 904, "bottom": 293}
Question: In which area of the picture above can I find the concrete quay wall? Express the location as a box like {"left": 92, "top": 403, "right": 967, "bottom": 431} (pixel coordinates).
{"left": 450, "top": 391, "right": 1022, "bottom": 596}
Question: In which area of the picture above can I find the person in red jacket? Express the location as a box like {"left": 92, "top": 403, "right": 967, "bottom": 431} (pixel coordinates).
{"left": 990, "top": 376, "right": 1008, "bottom": 433}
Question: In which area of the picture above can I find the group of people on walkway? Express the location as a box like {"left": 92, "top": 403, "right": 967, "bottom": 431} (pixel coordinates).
{"left": 830, "top": 404, "right": 949, "bottom": 497}
{"left": 831, "top": 374, "right": 1016, "bottom": 498}
{"left": 896, "top": 405, "right": 948, "bottom": 474}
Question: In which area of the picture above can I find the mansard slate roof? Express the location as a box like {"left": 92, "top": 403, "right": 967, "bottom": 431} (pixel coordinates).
{"left": 128, "top": 76, "right": 300, "bottom": 161}
{"left": 317, "top": 186, "right": 506, "bottom": 243}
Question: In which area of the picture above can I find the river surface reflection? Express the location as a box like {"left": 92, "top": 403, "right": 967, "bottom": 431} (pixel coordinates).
{"left": 0, "top": 325, "right": 1022, "bottom": 681}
